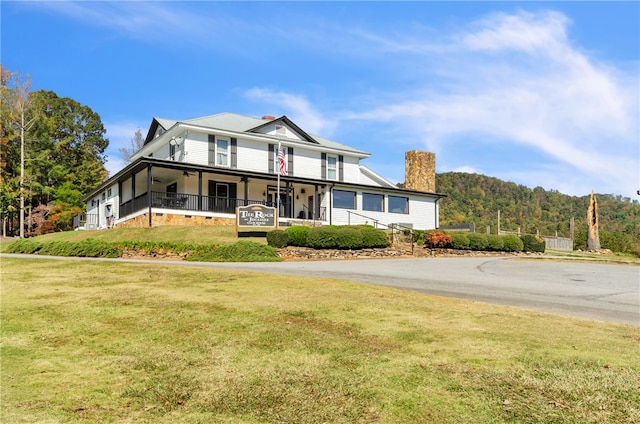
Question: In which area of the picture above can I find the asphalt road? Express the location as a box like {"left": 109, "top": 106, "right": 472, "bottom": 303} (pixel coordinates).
{"left": 4, "top": 254, "right": 639, "bottom": 326}
{"left": 190, "top": 256, "right": 640, "bottom": 326}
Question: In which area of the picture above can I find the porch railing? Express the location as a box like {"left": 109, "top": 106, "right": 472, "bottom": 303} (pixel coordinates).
{"left": 120, "top": 191, "right": 272, "bottom": 217}
{"left": 72, "top": 213, "right": 99, "bottom": 230}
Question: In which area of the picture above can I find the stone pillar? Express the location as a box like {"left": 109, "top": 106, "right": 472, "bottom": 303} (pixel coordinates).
{"left": 586, "top": 191, "right": 600, "bottom": 252}
{"left": 404, "top": 150, "right": 436, "bottom": 193}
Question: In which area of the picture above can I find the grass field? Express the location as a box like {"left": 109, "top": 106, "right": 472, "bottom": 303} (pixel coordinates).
{"left": 1, "top": 257, "right": 638, "bottom": 423}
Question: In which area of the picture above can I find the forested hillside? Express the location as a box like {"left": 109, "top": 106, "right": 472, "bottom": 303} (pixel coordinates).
{"left": 436, "top": 172, "right": 639, "bottom": 253}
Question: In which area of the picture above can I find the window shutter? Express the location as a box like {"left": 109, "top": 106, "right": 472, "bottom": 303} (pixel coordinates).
{"left": 338, "top": 155, "right": 344, "bottom": 182}
{"left": 287, "top": 147, "right": 294, "bottom": 176}
{"left": 230, "top": 138, "right": 237, "bottom": 168}
{"left": 268, "top": 144, "right": 275, "bottom": 174}
{"left": 208, "top": 134, "right": 215, "bottom": 166}
{"left": 321, "top": 153, "right": 327, "bottom": 179}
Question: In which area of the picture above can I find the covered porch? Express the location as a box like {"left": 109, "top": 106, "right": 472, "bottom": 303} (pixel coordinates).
{"left": 109, "top": 158, "right": 328, "bottom": 228}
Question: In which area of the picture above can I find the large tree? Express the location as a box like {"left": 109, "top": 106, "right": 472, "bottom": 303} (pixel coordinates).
{"left": 1, "top": 73, "right": 109, "bottom": 235}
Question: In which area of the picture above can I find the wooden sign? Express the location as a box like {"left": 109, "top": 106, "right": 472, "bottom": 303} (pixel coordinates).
{"left": 236, "top": 204, "right": 277, "bottom": 235}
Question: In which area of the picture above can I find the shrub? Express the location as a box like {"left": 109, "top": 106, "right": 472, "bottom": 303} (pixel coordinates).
{"left": 336, "top": 227, "right": 364, "bottom": 250}
{"left": 286, "top": 226, "right": 310, "bottom": 247}
{"left": 188, "top": 241, "right": 281, "bottom": 262}
{"left": 8, "top": 239, "right": 120, "bottom": 258}
{"left": 521, "top": 234, "right": 546, "bottom": 253}
{"left": 502, "top": 234, "right": 524, "bottom": 252}
{"left": 307, "top": 226, "right": 340, "bottom": 249}
{"left": 6, "top": 238, "right": 42, "bottom": 254}
{"left": 424, "top": 232, "right": 452, "bottom": 248}
{"left": 266, "top": 230, "right": 289, "bottom": 248}
{"left": 486, "top": 234, "right": 504, "bottom": 251}
{"left": 450, "top": 232, "right": 470, "bottom": 250}
{"left": 359, "top": 225, "right": 389, "bottom": 248}
{"left": 467, "top": 233, "right": 488, "bottom": 251}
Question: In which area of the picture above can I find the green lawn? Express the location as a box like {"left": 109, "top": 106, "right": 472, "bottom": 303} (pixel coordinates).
{"left": 2, "top": 257, "right": 638, "bottom": 423}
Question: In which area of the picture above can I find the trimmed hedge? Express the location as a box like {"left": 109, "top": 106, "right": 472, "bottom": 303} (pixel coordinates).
{"left": 450, "top": 232, "right": 470, "bottom": 250}
{"left": 358, "top": 225, "right": 389, "bottom": 248}
{"left": 521, "top": 234, "right": 546, "bottom": 253}
{"left": 502, "top": 234, "right": 524, "bottom": 252}
{"left": 467, "top": 233, "right": 489, "bottom": 251}
{"left": 307, "top": 226, "right": 341, "bottom": 249}
{"left": 486, "top": 234, "right": 504, "bottom": 251}
{"left": 266, "top": 230, "right": 289, "bottom": 248}
{"left": 286, "top": 226, "right": 311, "bottom": 247}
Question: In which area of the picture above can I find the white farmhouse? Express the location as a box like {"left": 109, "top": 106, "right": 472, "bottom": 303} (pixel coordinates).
{"left": 80, "top": 113, "right": 445, "bottom": 230}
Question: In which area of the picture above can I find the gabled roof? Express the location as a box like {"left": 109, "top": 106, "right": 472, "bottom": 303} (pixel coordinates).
{"left": 248, "top": 115, "right": 319, "bottom": 144}
{"left": 143, "top": 112, "right": 369, "bottom": 156}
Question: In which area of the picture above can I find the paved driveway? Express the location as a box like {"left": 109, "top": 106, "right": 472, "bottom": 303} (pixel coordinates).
{"left": 206, "top": 256, "right": 640, "bottom": 326}
{"left": 4, "top": 254, "right": 639, "bottom": 325}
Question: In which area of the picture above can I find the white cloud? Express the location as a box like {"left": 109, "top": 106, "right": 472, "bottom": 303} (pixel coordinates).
{"left": 245, "top": 88, "right": 337, "bottom": 136}
{"left": 344, "top": 10, "right": 639, "bottom": 196}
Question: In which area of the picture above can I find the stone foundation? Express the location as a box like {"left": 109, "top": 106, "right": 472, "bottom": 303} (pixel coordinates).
{"left": 115, "top": 213, "right": 235, "bottom": 229}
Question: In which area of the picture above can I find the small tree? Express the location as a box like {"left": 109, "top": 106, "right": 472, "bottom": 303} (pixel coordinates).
{"left": 119, "top": 129, "right": 145, "bottom": 163}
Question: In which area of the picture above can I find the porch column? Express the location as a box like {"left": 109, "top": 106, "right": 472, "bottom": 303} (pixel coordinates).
{"left": 286, "top": 181, "right": 291, "bottom": 218}
{"left": 242, "top": 177, "right": 249, "bottom": 205}
{"left": 147, "top": 164, "right": 152, "bottom": 228}
{"left": 314, "top": 185, "right": 319, "bottom": 220}
{"left": 198, "top": 171, "right": 203, "bottom": 210}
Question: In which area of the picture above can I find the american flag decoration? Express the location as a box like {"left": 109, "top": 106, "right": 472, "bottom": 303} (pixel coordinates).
{"left": 278, "top": 145, "right": 288, "bottom": 176}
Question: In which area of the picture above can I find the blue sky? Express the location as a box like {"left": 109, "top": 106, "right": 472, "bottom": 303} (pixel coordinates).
{"left": 2, "top": 1, "right": 639, "bottom": 198}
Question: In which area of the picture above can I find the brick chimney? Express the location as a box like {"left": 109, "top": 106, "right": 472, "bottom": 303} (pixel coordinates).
{"left": 261, "top": 115, "right": 276, "bottom": 121}
{"left": 404, "top": 150, "right": 436, "bottom": 193}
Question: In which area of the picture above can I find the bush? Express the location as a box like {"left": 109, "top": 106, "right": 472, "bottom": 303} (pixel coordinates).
{"left": 359, "top": 225, "right": 389, "bottom": 248}
{"left": 467, "top": 233, "right": 488, "bottom": 251}
{"left": 7, "top": 238, "right": 120, "bottom": 258}
{"left": 6, "top": 238, "right": 42, "bottom": 254}
{"left": 450, "top": 233, "right": 470, "bottom": 250}
{"left": 266, "top": 230, "right": 289, "bottom": 248}
{"left": 188, "top": 241, "right": 281, "bottom": 262}
{"left": 486, "top": 234, "right": 504, "bottom": 251}
{"left": 424, "top": 231, "right": 452, "bottom": 248}
{"left": 521, "top": 234, "right": 546, "bottom": 253}
{"left": 502, "top": 234, "right": 524, "bottom": 252}
{"left": 336, "top": 227, "right": 364, "bottom": 250}
{"left": 307, "top": 226, "right": 340, "bottom": 249}
{"left": 286, "top": 226, "right": 310, "bottom": 247}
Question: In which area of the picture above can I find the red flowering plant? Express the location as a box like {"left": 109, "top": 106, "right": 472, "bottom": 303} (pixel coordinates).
{"left": 424, "top": 231, "right": 452, "bottom": 248}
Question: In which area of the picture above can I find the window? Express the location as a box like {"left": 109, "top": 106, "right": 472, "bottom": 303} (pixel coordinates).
{"left": 327, "top": 155, "right": 337, "bottom": 180}
{"left": 107, "top": 188, "right": 112, "bottom": 197}
{"left": 389, "top": 196, "right": 409, "bottom": 214}
{"left": 170, "top": 143, "right": 176, "bottom": 160}
{"left": 216, "top": 138, "right": 229, "bottom": 166}
{"left": 363, "top": 193, "right": 384, "bottom": 212}
{"left": 333, "top": 190, "right": 356, "bottom": 209}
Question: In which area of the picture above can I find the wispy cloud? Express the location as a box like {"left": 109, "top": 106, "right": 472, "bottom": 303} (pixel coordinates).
{"left": 343, "top": 10, "right": 639, "bottom": 196}
{"left": 245, "top": 88, "right": 337, "bottom": 136}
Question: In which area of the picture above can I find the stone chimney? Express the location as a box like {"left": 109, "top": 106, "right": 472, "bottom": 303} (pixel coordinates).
{"left": 404, "top": 150, "right": 436, "bottom": 193}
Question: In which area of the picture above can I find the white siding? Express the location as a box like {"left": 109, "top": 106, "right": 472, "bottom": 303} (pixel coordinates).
{"left": 237, "top": 138, "right": 269, "bottom": 173}
{"left": 294, "top": 149, "right": 322, "bottom": 179}
{"left": 329, "top": 188, "right": 438, "bottom": 230}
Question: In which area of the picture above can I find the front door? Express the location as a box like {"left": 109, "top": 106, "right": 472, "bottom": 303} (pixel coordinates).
{"left": 207, "top": 180, "right": 237, "bottom": 213}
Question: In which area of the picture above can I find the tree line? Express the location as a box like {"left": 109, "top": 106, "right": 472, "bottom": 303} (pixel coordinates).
{"left": 1, "top": 66, "right": 109, "bottom": 236}
{"left": 436, "top": 172, "right": 640, "bottom": 255}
